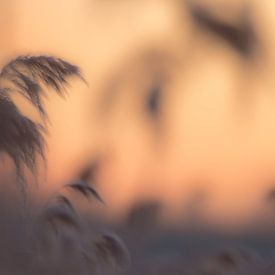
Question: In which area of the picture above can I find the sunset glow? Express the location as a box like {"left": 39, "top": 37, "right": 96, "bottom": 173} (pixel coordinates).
{"left": 1, "top": 0, "right": 275, "bottom": 229}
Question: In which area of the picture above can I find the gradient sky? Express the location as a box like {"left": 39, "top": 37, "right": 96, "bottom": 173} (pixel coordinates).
{"left": 2, "top": 0, "right": 275, "bottom": 229}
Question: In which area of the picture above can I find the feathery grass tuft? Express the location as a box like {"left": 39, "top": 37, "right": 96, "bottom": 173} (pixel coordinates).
{"left": 0, "top": 55, "right": 83, "bottom": 184}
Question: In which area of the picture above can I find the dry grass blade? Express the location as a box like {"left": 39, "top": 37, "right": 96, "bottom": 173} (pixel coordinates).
{"left": 67, "top": 180, "right": 105, "bottom": 204}
{"left": 42, "top": 203, "right": 79, "bottom": 234}
{"left": 94, "top": 231, "right": 131, "bottom": 271}
{"left": 54, "top": 195, "right": 76, "bottom": 213}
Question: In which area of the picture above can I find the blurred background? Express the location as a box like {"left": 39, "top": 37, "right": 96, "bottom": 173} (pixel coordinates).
{"left": 2, "top": 0, "right": 275, "bottom": 232}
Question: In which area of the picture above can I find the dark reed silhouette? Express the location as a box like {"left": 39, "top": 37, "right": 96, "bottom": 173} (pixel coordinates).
{"left": 34, "top": 175, "right": 130, "bottom": 275}
{"left": 0, "top": 55, "right": 131, "bottom": 274}
{"left": 0, "top": 55, "right": 82, "bottom": 183}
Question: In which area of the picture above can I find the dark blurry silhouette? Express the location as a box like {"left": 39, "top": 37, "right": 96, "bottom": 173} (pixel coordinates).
{"left": 97, "top": 47, "right": 176, "bottom": 134}
{"left": 266, "top": 188, "right": 275, "bottom": 203}
{"left": 125, "top": 200, "right": 162, "bottom": 230}
{"left": 189, "top": 4, "right": 257, "bottom": 58}
{"left": 79, "top": 157, "right": 102, "bottom": 183}
{"left": 146, "top": 81, "right": 162, "bottom": 124}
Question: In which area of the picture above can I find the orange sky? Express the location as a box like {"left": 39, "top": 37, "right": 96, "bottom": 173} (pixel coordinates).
{"left": 2, "top": 0, "right": 275, "bottom": 229}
